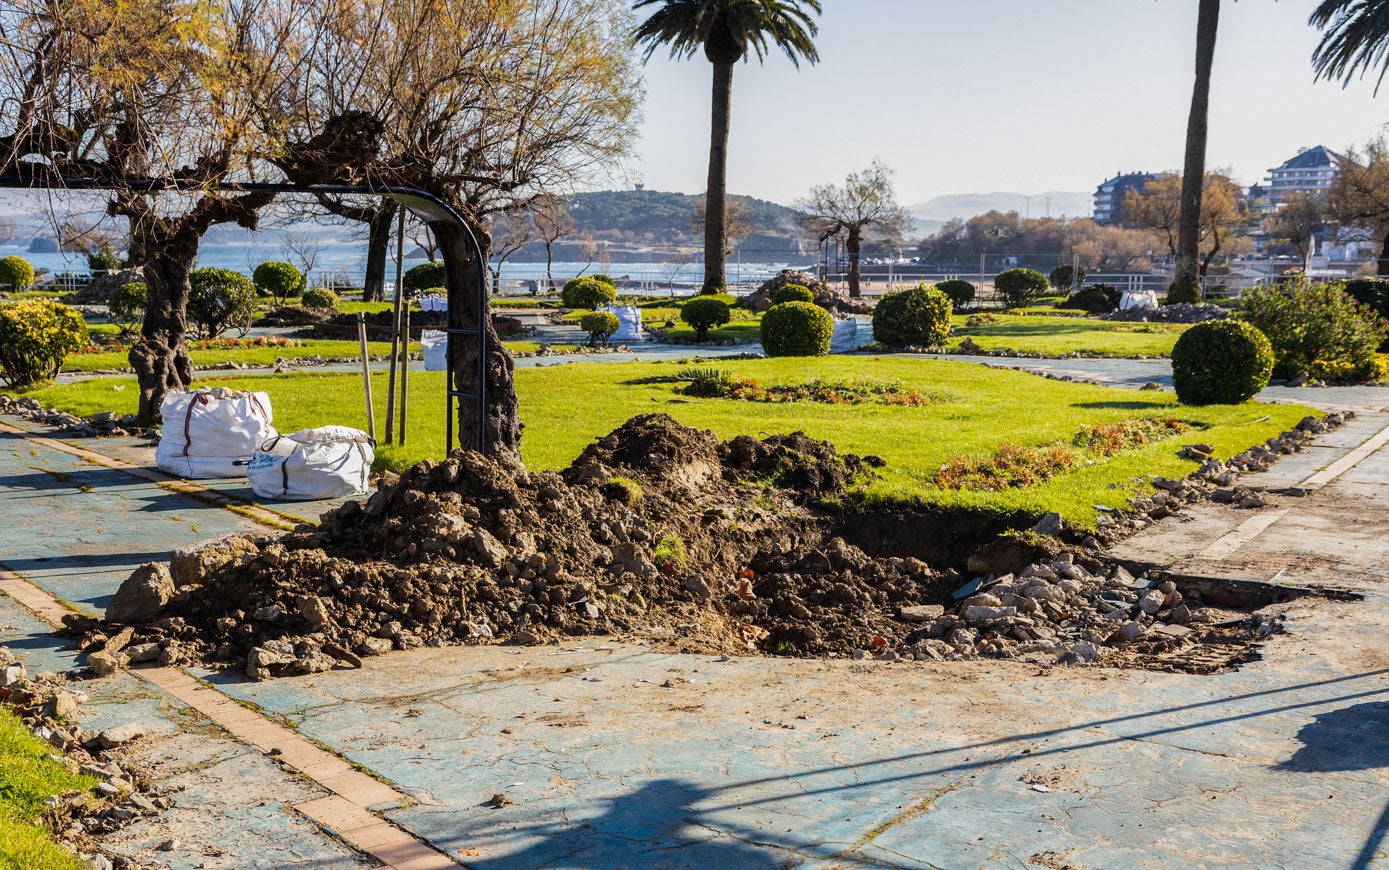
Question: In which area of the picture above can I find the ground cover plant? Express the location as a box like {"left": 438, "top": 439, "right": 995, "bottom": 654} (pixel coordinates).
{"left": 949, "top": 313, "right": 1187, "bottom": 357}
{"left": 673, "top": 367, "right": 927, "bottom": 405}
{"left": 15, "top": 357, "right": 1312, "bottom": 525}
{"left": 0, "top": 707, "right": 94, "bottom": 869}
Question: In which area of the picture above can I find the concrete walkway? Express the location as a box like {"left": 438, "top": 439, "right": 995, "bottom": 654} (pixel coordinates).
{"left": 0, "top": 406, "right": 1386, "bottom": 868}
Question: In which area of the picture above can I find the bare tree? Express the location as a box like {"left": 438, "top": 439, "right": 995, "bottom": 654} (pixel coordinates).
{"left": 576, "top": 231, "right": 600, "bottom": 277}
{"left": 281, "top": 230, "right": 323, "bottom": 289}
{"left": 659, "top": 249, "right": 693, "bottom": 295}
{"left": 1126, "top": 171, "right": 1249, "bottom": 275}
{"left": 487, "top": 210, "right": 532, "bottom": 294}
{"left": 531, "top": 195, "right": 575, "bottom": 291}
{"left": 1330, "top": 139, "right": 1389, "bottom": 275}
{"left": 1265, "top": 191, "right": 1327, "bottom": 260}
{"left": 799, "top": 160, "right": 910, "bottom": 297}
{"left": 693, "top": 195, "right": 753, "bottom": 255}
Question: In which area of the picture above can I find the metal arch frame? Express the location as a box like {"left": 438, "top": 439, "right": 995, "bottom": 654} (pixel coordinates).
{"left": 0, "top": 175, "right": 488, "bottom": 453}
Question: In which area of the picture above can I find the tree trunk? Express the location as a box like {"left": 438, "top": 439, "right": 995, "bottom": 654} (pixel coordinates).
{"left": 1377, "top": 230, "right": 1389, "bottom": 276}
{"left": 544, "top": 241, "right": 554, "bottom": 292}
{"left": 362, "top": 203, "right": 397, "bottom": 302}
{"left": 435, "top": 221, "right": 521, "bottom": 456}
{"left": 130, "top": 238, "right": 197, "bottom": 427}
{"left": 1175, "top": 0, "right": 1219, "bottom": 297}
{"left": 703, "top": 60, "right": 734, "bottom": 294}
{"left": 847, "top": 227, "right": 863, "bottom": 298}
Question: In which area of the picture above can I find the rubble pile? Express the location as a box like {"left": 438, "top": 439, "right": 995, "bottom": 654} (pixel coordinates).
{"left": 742, "top": 270, "right": 873, "bottom": 314}
{"left": 1101, "top": 303, "right": 1228, "bottom": 324}
{"left": 0, "top": 647, "right": 168, "bottom": 867}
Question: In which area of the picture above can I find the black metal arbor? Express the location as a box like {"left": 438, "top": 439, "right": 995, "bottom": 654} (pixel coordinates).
{"left": 0, "top": 177, "right": 489, "bottom": 453}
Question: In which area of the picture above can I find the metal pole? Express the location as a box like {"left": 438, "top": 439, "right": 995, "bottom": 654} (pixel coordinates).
{"left": 356, "top": 313, "right": 376, "bottom": 441}
{"left": 399, "top": 306, "right": 410, "bottom": 446}
{"left": 384, "top": 207, "right": 405, "bottom": 445}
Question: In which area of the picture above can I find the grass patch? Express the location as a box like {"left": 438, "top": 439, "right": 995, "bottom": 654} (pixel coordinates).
{"left": 0, "top": 707, "right": 94, "bottom": 869}
{"left": 951, "top": 313, "right": 1187, "bottom": 357}
{"left": 62, "top": 339, "right": 416, "bottom": 373}
{"left": 12, "top": 356, "right": 1313, "bottom": 526}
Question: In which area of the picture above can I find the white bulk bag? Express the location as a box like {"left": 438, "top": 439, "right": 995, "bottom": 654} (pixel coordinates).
{"left": 598, "top": 305, "right": 645, "bottom": 342}
{"left": 830, "top": 316, "right": 858, "bottom": 354}
{"left": 421, "top": 329, "right": 448, "bottom": 371}
{"left": 1120, "top": 289, "right": 1159, "bottom": 310}
{"left": 418, "top": 295, "right": 447, "bottom": 312}
{"left": 247, "top": 426, "right": 375, "bottom": 501}
{"left": 156, "top": 388, "right": 277, "bottom": 479}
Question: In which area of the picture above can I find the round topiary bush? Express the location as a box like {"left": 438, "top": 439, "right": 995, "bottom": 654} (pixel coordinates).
{"left": 0, "top": 255, "right": 35, "bottom": 291}
{"left": 934, "top": 279, "right": 975, "bottom": 308}
{"left": 109, "top": 281, "right": 148, "bottom": 332}
{"left": 1058, "top": 284, "right": 1120, "bottom": 314}
{"left": 561, "top": 275, "right": 618, "bottom": 310}
{"left": 772, "top": 283, "right": 815, "bottom": 305}
{"left": 253, "top": 261, "right": 304, "bottom": 302}
{"left": 872, "top": 283, "right": 953, "bottom": 348}
{"left": 680, "top": 297, "right": 732, "bottom": 340}
{"left": 403, "top": 262, "right": 447, "bottom": 298}
{"left": 0, "top": 299, "right": 88, "bottom": 386}
{"left": 1171, "top": 319, "right": 1274, "bottom": 405}
{"left": 188, "top": 267, "right": 257, "bottom": 338}
{"left": 1166, "top": 275, "right": 1202, "bottom": 305}
{"left": 760, "top": 301, "right": 834, "bottom": 357}
{"left": 1048, "top": 264, "right": 1087, "bottom": 293}
{"left": 994, "top": 268, "right": 1049, "bottom": 308}
{"left": 580, "top": 310, "right": 620, "bottom": 346}
{"left": 301, "top": 287, "right": 339, "bottom": 311}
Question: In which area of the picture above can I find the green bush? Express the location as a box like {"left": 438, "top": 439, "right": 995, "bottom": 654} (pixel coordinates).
{"left": 561, "top": 275, "right": 617, "bottom": 309}
{"left": 680, "top": 297, "right": 732, "bottom": 340}
{"left": 872, "top": 283, "right": 952, "bottom": 348}
{"left": 0, "top": 299, "right": 88, "bottom": 386}
{"left": 301, "top": 287, "right": 339, "bottom": 311}
{"left": 1342, "top": 278, "right": 1389, "bottom": 351}
{"left": 109, "top": 281, "right": 148, "bottom": 333}
{"left": 403, "top": 262, "right": 447, "bottom": 298}
{"left": 0, "top": 256, "right": 34, "bottom": 291}
{"left": 591, "top": 273, "right": 617, "bottom": 288}
{"left": 1048, "top": 264, "right": 1086, "bottom": 293}
{"left": 252, "top": 261, "right": 304, "bottom": 302}
{"left": 773, "top": 283, "right": 815, "bottom": 305}
{"left": 188, "top": 267, "right": 257, "bottom": 338}
{"left": 760, "top": 301, "right": 833, "bottom": 357}
{"left": 1058, "top": 284, "right": 1120, "bottom": 314}
{"left": 993, "top": 268, "right": 1049, "bottom": 308}
{"left": 934, "top": 279, "right": 975, "bottom": 308}
{"left": 1171, "top": 319, "right": 1274, "bottom": 405}
{"left": 87, "top": 245, "right": 122, "bottom": 272}
{"left": 1240, "top": 281, "right": 1388, "bottom": 381}
{"left": 580, "top": 310, "right": 620, "bottom": 346}
{"left": 1166, "top": 275, "right": 1202, "bottom": 305}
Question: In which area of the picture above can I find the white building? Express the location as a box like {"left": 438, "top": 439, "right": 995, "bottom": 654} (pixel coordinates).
{"left": 1264, "top": 145, "right": 1340, "bottom": 205}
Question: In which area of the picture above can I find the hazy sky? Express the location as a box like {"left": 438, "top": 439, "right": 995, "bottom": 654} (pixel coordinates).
{"left": 629, "top": 0, "right": 1389, "bottom": 207}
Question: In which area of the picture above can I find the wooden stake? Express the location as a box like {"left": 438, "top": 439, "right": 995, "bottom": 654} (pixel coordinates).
{"left": 398, "top": 307, "right": 410, "bottom": 446}
{"left": 384, "top": 207, "right": 406, "bottom": 445}
{"left": 356, "top": 312, "right": 375, "bottom": 441}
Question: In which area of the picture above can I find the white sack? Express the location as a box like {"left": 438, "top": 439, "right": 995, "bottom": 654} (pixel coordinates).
{"left": 830, "top": 316, "right": 858, "bottom": 354}
{"left": 598, "top": 305, "right": 645, "bottom": 341}
{"left": 156, "top": 388, "right": 276, "bottom": 479}
{"left": 422, "top": 329, "right": 448, "bottom": 371}
{"left": 1120, "top": 290, "right": 1159, "bottom": 310}
{"left": 247, "top": 426, "right": 375, "bottom": 501}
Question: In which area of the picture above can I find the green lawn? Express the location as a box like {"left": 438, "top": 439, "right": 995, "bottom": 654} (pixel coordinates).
{"left": 0, "top": 709, "right": 94, "bottom": 869}
{"left": 16, "top": 356, "right": 1312, "bottom": 526}
{"left": 948, "top": 313, "right": 1187, "bottom": 357}
{"left": 62, "top": 339, "right": 411, "bottom": 373}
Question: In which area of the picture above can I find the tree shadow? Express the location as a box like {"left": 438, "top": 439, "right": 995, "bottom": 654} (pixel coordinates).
{"left": 1275, "top": 701, "right": 1389, "bottom": 773}
{"left": 1072, "top": 401, "right": 1174, "bottom": 411}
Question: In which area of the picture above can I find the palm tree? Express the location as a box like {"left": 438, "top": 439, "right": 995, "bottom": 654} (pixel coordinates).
{"left": 1310, "top": 0, "right": 1389, "bottom": 91}
{"left": 1173, "top": 0, "right": 1221, "bottom": 302}
{"left": 633, "top": 0, "right": 821, "bottom": 294}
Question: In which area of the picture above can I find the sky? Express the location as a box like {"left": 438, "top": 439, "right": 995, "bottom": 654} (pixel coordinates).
{"left": 628, "top": 0, "right": 1389, "bottom": 208}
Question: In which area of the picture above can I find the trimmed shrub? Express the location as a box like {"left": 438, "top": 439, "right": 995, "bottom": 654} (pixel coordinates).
{"left": 1172, "top": 319, "right": 1273, "bottom": 405}
{"left": 301, "top": 287, "right": 340, "bottom": 311}
{"left": 1048, "top": 264, "right": 1086, "bottom": 293}
{"left": 773, "top": 283, "right": 815, "bottom": 305}
{"left": 591, "top": 273, "right": 617, "bottom": 288}
{"left": 403, "top": 262, "right": 447, "bottom": 298}
{"left": 0, "top": 256, "right": 34, "bottom": 291}
{"left": 760, "top": 301, "right": 833, "bottom": 357}
{"left": 1240, "top": 282, "right": 1388, "bottom": 381}
{"left": 580, "top": 310, "right": 620, "bottom": 346}
{"left": 994, "top": 268, "right": 1049, "bottom": 308}
{"left": 1166, "top": 275, "right": 1202, "bottom": 305}
{"left": 934, "top": 279, "right": 976, "bottom": 308}
{"left": 872, "top": 283, "right": 953, "bottom": 348}
{"left": 0, "top": 299, "right": 88, "bottom": 386}
{"left": 561, "top": 275, "right": 617, "bottom": 310}
{"left": 188, "top": 267, "right": 257, "bottom": 338}
{"left": 1058, "top": 284, "right": 1121, "bottom": 314}
{"left": 680, "top": 297, "right": 732, "bottom": 340}
{"left": 253, "top": 261, "right": 304, "bottom": 302}
{"left": 109, "top": 281, "right": 148, "bottom": 332}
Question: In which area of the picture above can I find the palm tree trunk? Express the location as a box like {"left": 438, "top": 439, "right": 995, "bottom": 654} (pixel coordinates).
{"left": 703, "top": 60, "right": 733, "bottom": 295}
{"left": 846, "top": 226, "right": 863, "bottom": 298}
{"left": 1175, "top": 0, "right": 1220, "bottom": 297}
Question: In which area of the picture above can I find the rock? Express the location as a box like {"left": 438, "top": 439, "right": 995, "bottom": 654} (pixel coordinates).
{"left": 50, "top": 691, "right": 79, "bottom": 719}
{"left": 1115, "top": 621, "right": 1145, "bottom": 642}
{"left": 472, "top": 528, "right": 508, "bottom": 568}
{"left": 106, "top": 563, "right": 174, "bottom": 624}
{"left": 157, "top": 838, "right": 181, "bottom": 851}
{"left": 0, "top": 664, "right": 23, "bottom": 687}
{"left": 169, "top": 535, "right": 259, "bottom": 588}
{"left": 1031, "top": 512, "right": 1064, "bottom": 536}
{"left": 1138, "top": 589, "right": 1166, "bottom": 615}
{"left": 252, "top": 604, "right": 285, "bottom": 622}
{"left": 899, "top": 604, "right": 945, "bottom": 623}
{"left": 1152, "top": 623, "right": 1192, "bottom": 639}
{"left": 963, "top": 605, "right": 1017, "bottom": 626}
{"left": 298, "top": 596, "right": 330, "bottom": 627}
{"left": 1072, "top": 641, "right": 1102, "bottom": 662}
{"left": 245, "top": 646, "right": 295, "bottom": 680}
{"left": 125, "top": 642, "right": 162, "bottom": 664}
{"left": 86, "top": 650, "right": 126, "bottom": 677}
{"left": 96, "top": 723, "right": 146, "bottom": 749}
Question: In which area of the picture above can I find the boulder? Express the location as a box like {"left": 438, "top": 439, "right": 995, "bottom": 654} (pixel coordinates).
{"left": 169, "top": 535, "right": 259, "bottom": 588}
{"left": 106, "top": 563, "right": 174, "bottom": 624}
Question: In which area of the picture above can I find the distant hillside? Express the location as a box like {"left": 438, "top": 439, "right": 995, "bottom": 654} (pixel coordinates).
{"left": 907, "top": 191, "right": 1093, "bottom": 223}
{"left": 566, "top": 189, "right": 803, "bottom": 246}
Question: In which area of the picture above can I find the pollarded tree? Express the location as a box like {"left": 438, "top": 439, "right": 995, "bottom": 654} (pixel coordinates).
{"left": 633, "top": 0, "right": 822, "bottom": 295}
{"left": 799, "top": 160, "right": 911, "bottom": 298}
